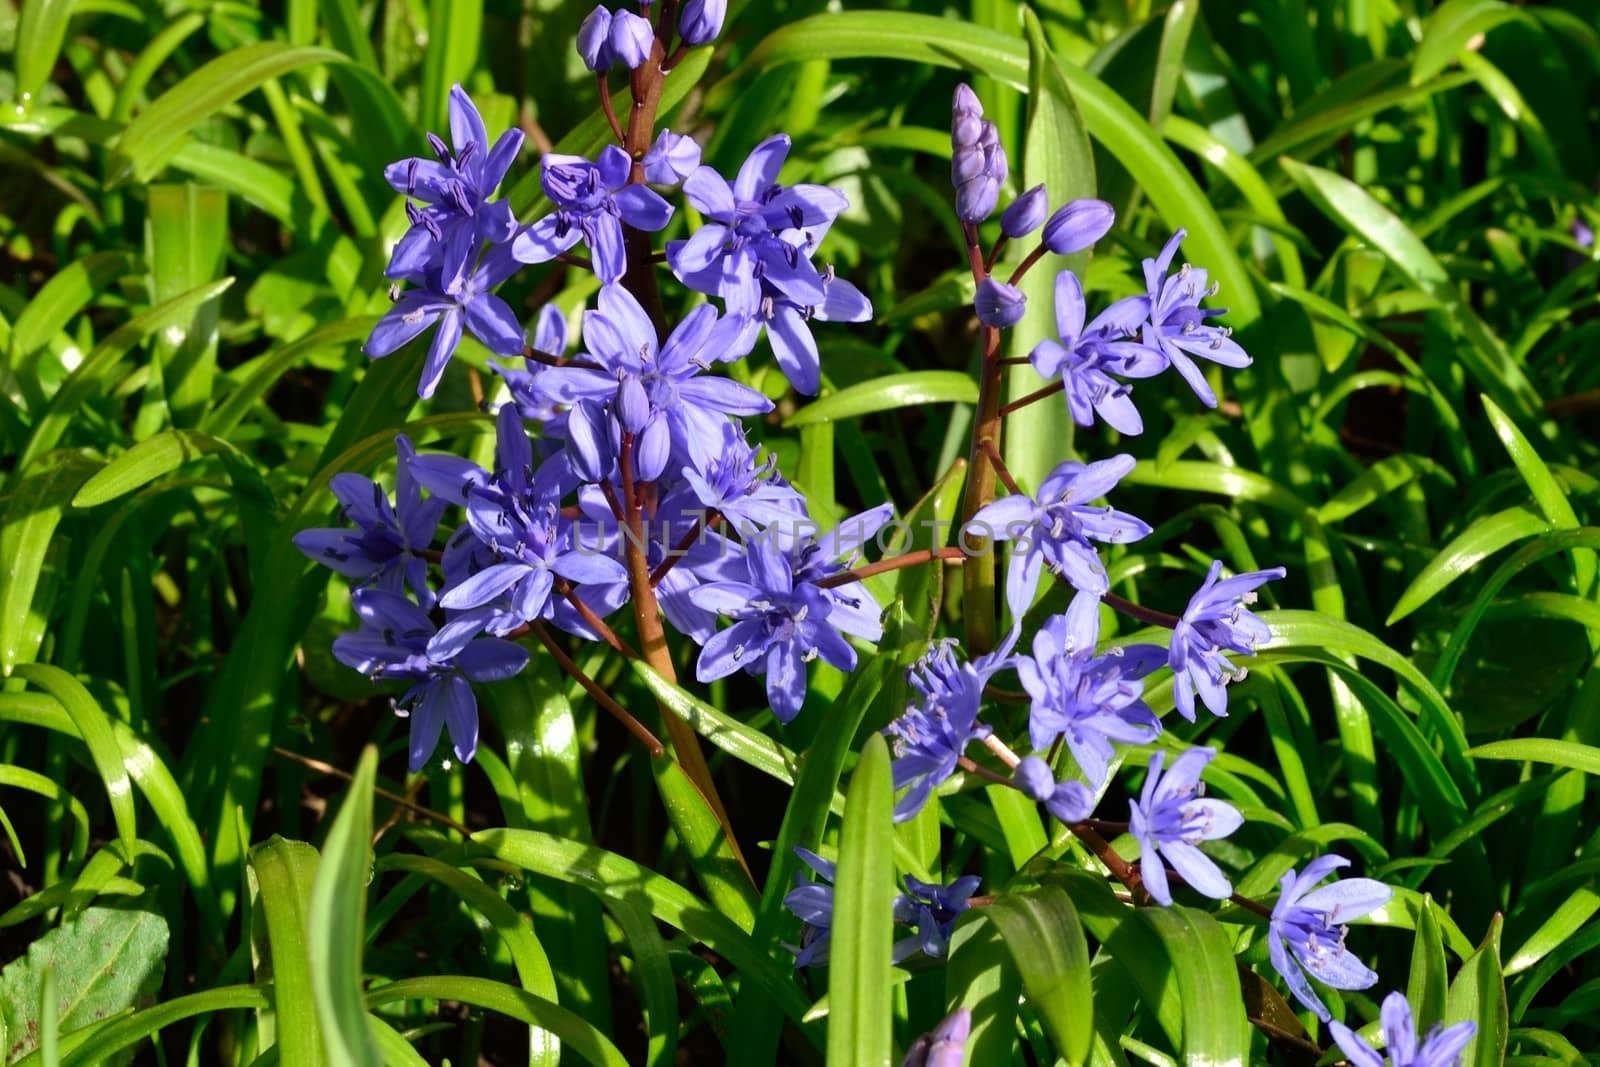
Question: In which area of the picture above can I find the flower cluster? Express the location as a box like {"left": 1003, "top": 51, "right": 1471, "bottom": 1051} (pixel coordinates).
{"left": 305, "top": 24, "right": 1479, "bottom": 1056}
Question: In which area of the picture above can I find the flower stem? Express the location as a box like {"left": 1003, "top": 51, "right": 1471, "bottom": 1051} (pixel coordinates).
{"left": 530, "top": 623, "right": 664, "bottom": 756}
{"left": 979, "top": 439, "right": 1024, "bottom": 497}
{"left": 959, "top": 220, "right": 1003, "bottom": 655}
{"left": 1006, "top": 242, "right": 1048, "bottom": 287}
{"left": 649, "top": 510, "right": 721, "bottom": 587}
{"left": 1103, "top": 592, "right": 1182, "bottom": 629}
{"left": 957, "top": 755, "right": 1015, "bottom": 788}
{"left": 815, "top": 546, "right": 967, "bottom": 589}
{"left": 597, "top": 74, "right": 624, "bottom": 144}
{"left": 996, "top": 378, "right": 1064, "bottom": 418}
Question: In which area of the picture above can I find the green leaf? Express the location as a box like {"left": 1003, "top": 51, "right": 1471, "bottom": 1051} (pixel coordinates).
{"left": 1412, "top": 0, "right": 1527, "bottom": 84}
{"left": 1444, "top": 916, "right": 1508, "bottom": 1067}
{"left": 784, "top": 371, "right": 979, "bottom": 427}
{"left": 650, "top": 755, "right": 761, "bottom": 935}
{"left": 827, "top": 733, "right": 895, "bottom": 1067}
{"left": 1135, "top": 906, "right": 1251, "bottom": 1064}
{"left": 111, "top": 43, "right": 348, "bottom": 185}
{"left": 377, "top": 853, "right": 562, "bottom": 1064}
{"left": 0, "top": 449, "right": 99, "bottom": 673}
{"left": 1005, "top": 7, "right": 1096, "bottom": 491}
{"left": 1466, "top": 738, "right": 1600, "bottom": 776}
{"left": 1388, "top": 507, "right": 1552, "bottom": 624}
{"left": 1277, "top": 157, "right": 1543, "bottom": 424}
{"left": 0, "top": 907, "right": 167, "bottom": 1064}
{"left": 1480, "top": 394, "right": 1591, "bottom": 592}
{"left": 1407, "top": 896, "right": 1449, "bottom": 1031}
{"left": 249, "top": 838, "right": 325, "bottom": 1067}
{"left": 308, "top": 746, "right": 380, "bottom": 1067}
{"left": 10, "top": 986, "right": 269, "bottom": 1067}
{"left": 7, "top": 251, "right": 133, "bottom": 367}
{"left": 472, "top": 828, "right": 811, "bottom": 1024}
{"left": 144, "top": 184, "right": 229, "bottom": 426}
{"left": 1504, "top": 885, "right": 1599, "bottom": 977}
{"left": 367, "top": 977, "right": 628, "bottom": 1067}
{"left": 13, "top": 0, "right": 76, "bottom": 105}
{"left": 986, "top": 886, "right": 1094, "bottom": 1065}
{"left": 72, "top": 430, "right": 245, "bottom": 507}
{"left": 14, "top": 665, "right": 137, "bottom": 858}
{"left": 419, "top": 0, "right": 483, "bottom": 133}
{"left": 945, "top": 912, "right": 1020, "bottom": 1066}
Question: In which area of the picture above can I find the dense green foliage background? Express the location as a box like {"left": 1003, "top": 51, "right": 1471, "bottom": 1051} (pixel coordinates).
{"left": 1, "top": 0, "right": 1599, "bottom": 1062}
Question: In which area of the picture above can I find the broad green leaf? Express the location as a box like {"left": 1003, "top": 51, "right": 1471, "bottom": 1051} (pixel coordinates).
{"left": 1005, "top": 7, "right": 1096, "bottom": 492}
{"left": 784, "top": 371, "right": 979, "bottom": 427}
{"left": 1317, "top": 454, "right": 1451, "bottom": 525}
{"left": 1412, "top": 0, "right": 1527, "bottom": 84}
{"left": 650, "top": 755, "right": 761, "bottom": 935}
{"left": 9, "top": 986, "right": 268, "bottom": 1067}
{"left": 111, "top": 44, "right": 347, "bottom": 184}
{"left": 308, "top": 746, "right": 380, "bottom": 1066}
{"left": 14, "top": 0, "right": 75, "bottom": 105}
{"left": 0, "top": 907, "right": 167, "bottom": 1063}
{"left": 249, "top": 838, "right": 325, "bottom": 1067}
{"left": 367, "top": 977, "right": 628, "bottom": 1067}
{"left": 14, "top": 665, "right": 137, "bottom": 858}
{"left": 827, "top": 733, "right": 895, "bottom": 1067}
{"left": 0, "top": 449, "right": 98, "bottom": 673}
{"left": 986, "top": 886, "right": 1094, "bottom": 1064}
{"left": 1408, "top": 896, "right": 1449, "bottom": 1030}
{"left": 145, "top": 184, "right": 229, "bottom": 426}
{"left": 1444, "top": 916, "right": 1508, "bottom": 1067}
{"left": 420, "top": 0, "right": 483, "bottom": 133}
{"left": 945, "top": 912, "right": 1020, "bottom": 1067}
{"left": 72, "top": 430, "right": 245, "bottom": 507}
{"left": 1135, "top": 907, "right": 1250, "bottom": 1065}
{"left": 1388, "top": 507, "right": 1552, "bottom": 624}
{"left": 1480, "top": 394, "right": 1590, "bottom": 592}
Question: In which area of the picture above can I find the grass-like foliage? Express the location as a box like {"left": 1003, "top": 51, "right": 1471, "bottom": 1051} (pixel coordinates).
{"left": 2, "top": 0, "right": 1598, "bottom": 1063}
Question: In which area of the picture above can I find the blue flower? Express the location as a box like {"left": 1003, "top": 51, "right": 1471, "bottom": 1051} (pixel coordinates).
{"left": 1011, "top": 755, "right": 1095, "bottom": 823}
{"left": 334, "top": 588, "right": 528, "bottom": 771}
{"left": 666, "top": 135, "right": 866, "bottom": 395}
{"left": 1128, "top": 747, "right": 1243, "bottom": 906}
{"left": 294, "top": 435, "right": 446, "bottom": 608}
{"left": 895, "top": 872, "right": 981, "bottom": 959}
{"left": 383, "top": 85, "right": 523, "bottom": 294}
{"left": 1331, "top": 991, "right": 1477, "bottom": 1067}
{"left": 530, "top": 284, "right": 771, "bottom": 482}
{"left": 608, "top": 9, "right": 654, "bottom": 69}
{"left": 968, "top": 454, "right": 1151, "bottom": 615}
{"left": 690, "top": 505, "right": 889, "bottom": 721}
{"left": 782, "top": 848, "right": 837, "bottom": 967}
{"left": 1015, "top": 590, "right": 1166, "bottom": 788}
{"left": 951, "top": 84, "right": 1006, "bottom": 224}
{"left": 1268, "top": 855, "right": 1392, "bottom": 1020}
{"left": 902, "top": 1009, "right": 971, "bottom": 1067}
{"left": 1169, "top": 560, "right": 1285, "bottom": 721}
{"left": 366, "top": 246, "right": 526, "bottom": 399}
{"left": 512, "top": 146, "right": 674, "bottom": 284}
{"left": 680, "top": 422, "right": 807, "bottom": 532}
{"left": 577, "top": 6, "right": 615, "bottom": 70}
{"left": 643, "top": 129, "right": 701, "bottom": 185}
{"left": 410, "top": 405, "right": 625, "bottom": 635}
{"left": 883, "top": 630, "right": 1017, "bottom": 822}
{"left": 1029, "top": 269, "right": 1165, "bottom": 436}
{"left": 1136, "top": 229, "right": 1252, "bottom": 407}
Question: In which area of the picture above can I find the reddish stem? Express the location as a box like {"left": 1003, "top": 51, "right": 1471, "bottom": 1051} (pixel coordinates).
{"left": 816, "top": 547, "right": 968, "bottom": 589}
{"left": 530, "top": 624, "right": 664, "bottom": 756}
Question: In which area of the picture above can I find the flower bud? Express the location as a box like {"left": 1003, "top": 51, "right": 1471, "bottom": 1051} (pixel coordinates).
{"left": 1045, "top": 780, "right": 1094, "bottom": 823}
{"left": 974, "top": 277, "right": 1026, "bottom": 329}
{"left": 1001, "top": 184, "right": 1048, "bottom": 238}
{"left": 903, "top": 1008, "right": 972, "bottom": 1067}
{"left": 609, "top": 10, "right": 654, "bottom": 70}
{"left": 955, "top": 176, "right": 1000, "bottom": 224}
{"left": 678, "top": 0, "right": 726, "bottom": 47}
{"left": 577, "top": 6, "right": 614, "bottom": 71}
{"left": 1043, "top": 198, "right": 1115, "bottom": 254}
{"left": 950, "top": 83, "right": 1008, "bottom": 223}
{"left": 1013, "top": 756, "right": 1056, "bottom": 801}
{"left": 617, "top": 376, "right": 651, "bottom": 433}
